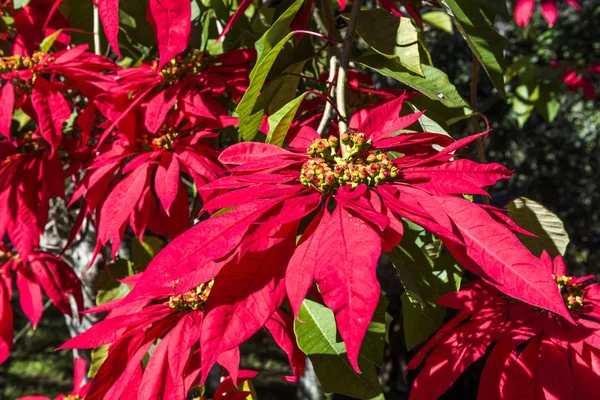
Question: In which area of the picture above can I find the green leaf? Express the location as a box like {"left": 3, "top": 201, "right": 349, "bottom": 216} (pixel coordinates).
{"left": 438, "top": 0, "right": 507, "bottom": 98}
{"left": 507, "top": 197, "right": 570, "bottom": 257}
{"left": 265, "top": 92, "right": 307, "bottom": 147}
{"left": 88, "top": 345, "right": 109, "bottom": 378}
{"left": 535, "top": 81, "right": 561, "bottom": 123}
{"left": 237, "top": 0, "right": 304, "bottom": 141}
{"left": 512, "top": 84, "right": 539, "bottom": 127}
{"left": 422, "top": 11, "right": 454, "bottom": 33}
{"left": 295, "top": 299, "right": 384, "bottom": 399}
{"left": 357, "top": 54, "right": 469, "bottom": 108}
{"left": 39, "top": 30, "right": 63, "bottom": 52}
{"left": 355, "top": 10, "right": 422, "bottom": 76}
{"left": 407, "top": 102, "right": 451, "bottom": 137}
{"left": 96, "top": 259, "right": 134, "bottom": 306}
{"left": 13, "top": 0, "right": 30, "bottom": 10}
{"left": 387, "top": 225, "right": 462, "bottom": 349}
{"left": 264, "top": 60, "right": 306, "bottom": 114}
{"left": 132, "top": 236, "right": 164, "bottom": 269}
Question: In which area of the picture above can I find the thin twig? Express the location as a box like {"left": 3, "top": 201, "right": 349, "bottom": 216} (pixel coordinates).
{"left": 470, "top": 54, "right": 489, "bottom": 204}
{"left": 317, "top": 55, "right": 338, "bottom": 136}
{"left": 13, "top": 299, "right": 53, "bottom": 344}
{"left": 336, "top": 0, "right": 361, "bottom": 155}
{"left": 93, "top": 3, "right": 101, "bottom": 56}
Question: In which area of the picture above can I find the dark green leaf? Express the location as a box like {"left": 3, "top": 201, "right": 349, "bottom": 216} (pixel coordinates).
{"left": 387, "top": 226, "right": 462, "bottom": 349}
{"left": 478, "top": 0, "right": 510, "bottom": 18}
{"left": 132, "top": 236, "right": 164, "bottom": 269}
{"left": 96, "top": 259, "right": 134, "bottom": 306}
{"left": 357, "top": 54, "right": 469, "bottom": 108}
{"left": 355, "top": 10, "right": 422, "bottom": 76}
{"left": 438, "top": 0, "right": 507, "bottom": 98}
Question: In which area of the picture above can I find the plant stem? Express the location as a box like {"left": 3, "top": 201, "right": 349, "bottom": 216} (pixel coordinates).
{"left": 317, "top": 55, "right": 338, "bottom": 136}
{"left": 336, "top": 0, "right": 361, "bottom": 156}
{"left": 470, "top": 54, "right": 489, "bottom": 204}
{"left": 93, "top": 3, "right": 101, "bottom": 55}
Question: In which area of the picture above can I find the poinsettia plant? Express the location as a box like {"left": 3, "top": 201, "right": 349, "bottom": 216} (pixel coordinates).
{"left": 0, "top": 0, "right": 597, "bottom": 399}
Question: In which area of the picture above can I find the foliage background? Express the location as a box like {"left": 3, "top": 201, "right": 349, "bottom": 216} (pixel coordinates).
{"left": 0, "top": 1, "right": 598, "bottom": 399}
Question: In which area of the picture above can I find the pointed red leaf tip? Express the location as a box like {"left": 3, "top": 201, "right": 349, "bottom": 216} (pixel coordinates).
{"left": 120, "top": 200, "right": 275, "bottom": 308}
{"left": 15, "top": 266, "right": 43, "bottom": 328}
{"left": 358, "top": 93, "right": 409, "bottom": 142}
{"left": 437, "top": 197, "right": 573, "bottom": 322}
{"left": 31, "top": 77, "right": 70, "bottom": 156}
{"left": 0, "top": 81, "right": 14, "bottom": 138}
{"left": 219, "top": 142, "right": 295, "bottom": 165}
{"left": 514, "top": 0, "right": 535, "bottom": 27}
{"left": 266, "top": 309, "right": 306, "bottom": 382}
{"left": 286, "top": 208, "right": 328, "bottom": 318}
{"left": 217, "top": 0, "right": 253, "bottom": 42}
{"left": 98, "top": 0, "right": 122, "bottom": 57}
{"left": 99, "top": 165, "right": 149, "bottom": 258}
{"left": 154, "top": 152, "right": 180, "bottom": 215}
{"left": 148, "top": 0, "right": 191, "bottom": 69}
{"left": 541, "top": 0, "right": 558, "bottom": 26}
{"left": 200, "top": 234, "right": 295, "bottom": 384}
{"left": 315, "top": 206, "right": 382, "bottom": 373}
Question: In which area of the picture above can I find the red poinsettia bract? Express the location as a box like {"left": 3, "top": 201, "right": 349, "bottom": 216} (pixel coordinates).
{"left": 17, "top": 357, "right": 89, "bottom": 400}
{"left": 61, "top": 276, "right": 302, "bottom": 399}
{"left": 514, "top": 0, "right": 580, "bottom": 27}
{"left": 112, "top": 95, "right": 570, "bottom": 378}
{"left": 0, "top": 132, "right": 64, "bottom": 257}
{"left": 69, "top": 122, "right": 225, "bottom": 257}
{"left": 0, "top": 245, "right": 83, "bottom": 364}
{"left": 408, "top": 251, "right": 600, "bottom": 399}
{"left": 100, "top": 48, "right": 254, "bottom": 143}
{"left": 0, "top": 45, "right": 117, "bottom": 153}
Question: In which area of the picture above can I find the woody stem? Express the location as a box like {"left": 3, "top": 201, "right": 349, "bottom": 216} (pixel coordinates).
{"left": 336, "top": 0, "right": 361, "bottom": 156}
{"left": 93, "top": 3, "right": 101, "bottom": 55}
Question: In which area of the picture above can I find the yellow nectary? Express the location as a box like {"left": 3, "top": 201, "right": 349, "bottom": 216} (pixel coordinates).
{"left": 300, "top": 134, "right": 398, "bottom": 193}
{"left": 168, "top": 280, "right": 214, "bottom": 311}
{"left": 555, "top": 275, "right": 585, "bottom": 310}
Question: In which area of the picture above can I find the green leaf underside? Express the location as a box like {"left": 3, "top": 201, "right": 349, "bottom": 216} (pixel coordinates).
{"left": 295, "top": 299, "right": 385, "bottom": 399}
{"left": 508, "top": 197, "right": 570, "bottom": 257}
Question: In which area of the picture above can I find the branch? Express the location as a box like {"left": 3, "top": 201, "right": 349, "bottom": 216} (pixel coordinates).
{"left": 317, "top": 55, "right": 338, "bottom": 136}
{"left": 93, "top": 3, "right": 101, "bottom": 55}
{"left": 336, "top": 0, "right": 361, "bottom": 154}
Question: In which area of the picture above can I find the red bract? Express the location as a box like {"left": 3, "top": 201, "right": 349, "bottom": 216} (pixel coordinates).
{"left": 514, "top": 0, "right": 580, "bottom": 27}
{"left": 17, "top": 357, "right": 89, "bottom": 400}
{"left": 0, "top": 46, "right": 118, "bottom": 152}
{"left": 101, "top": 49, "right": 254, "bottom": 142}
{"left": 408, "top": 251, "right": 600, "bottom": 400}
{"left": 0, "top": 245, "right": 83, "bottom": 364}
{"left": 559, "top": 64, "right": 599, "bottom": 99}
{"left": 0, "top": 132, "right": 64, "bottom": 257}
{"left": 10, "top": 0, "right": 70, "bottom": 55}
{"left": 97, "top": 0, "right": 191, "bottom": 64}
{"left": 70, "top": 124, "right": 224, "bottom": 257}
{"left": 61, "top": 278, "right": 299, "bottom": 399}
{"left": 115, "top": 95, "right": 569, "bottom": 376}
